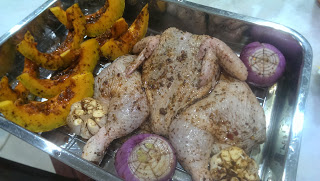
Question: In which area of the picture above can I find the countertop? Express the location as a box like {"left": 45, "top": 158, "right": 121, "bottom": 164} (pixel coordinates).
{"left": 0, "top": 0, "right": 319, "bottom": 180}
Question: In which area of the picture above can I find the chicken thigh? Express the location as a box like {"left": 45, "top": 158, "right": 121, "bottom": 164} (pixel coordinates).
{"left": 169, "top": 73, "right": 266, "bottom": 180}
{"left": 82, "top": 55, "right": 149, "bottom": 162}
{"left": 127, "top": 27, "right": 247, "bottom": 136}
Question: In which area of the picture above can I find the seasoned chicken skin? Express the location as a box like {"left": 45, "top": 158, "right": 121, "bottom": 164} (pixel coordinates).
{"left": 82, "top": 55, "right": 149, "bottom": 162}
{"left": 169, "top": 74, "right": 266, "bottom": 180}
{"left": 127, "top": 27, "right": 247, "bottom": 136}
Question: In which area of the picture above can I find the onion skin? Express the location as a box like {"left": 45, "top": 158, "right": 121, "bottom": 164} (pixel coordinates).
{"left": 250, "top": 26, "right": 301, "bottom": 62}
{"left": 240, "top": 42, "right": 286, "bottom": 87}
{"left": 115, "top": 134, "right": 177, "bottom": 181}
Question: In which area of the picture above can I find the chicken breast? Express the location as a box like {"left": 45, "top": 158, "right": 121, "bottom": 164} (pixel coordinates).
{"left": 142, "top": 30, "right": 217, "bottom": 136}
{"left": 82, "top": 55, "right": 149, "bottom": 162}
{"left": 130, "top": 28, "right": 247, "bottom": 136}
{"left": 169, "top": 73, "right": 266, "bottom": 180}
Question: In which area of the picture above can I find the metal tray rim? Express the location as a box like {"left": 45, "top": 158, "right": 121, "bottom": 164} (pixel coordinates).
{"left": 0, "top": 0, "right": 55, "bottom": 45}
{"left": 148, "top": 1, "right": 314, "bottom": 180}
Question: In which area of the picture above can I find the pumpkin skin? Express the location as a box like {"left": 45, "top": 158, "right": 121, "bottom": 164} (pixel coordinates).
{"left": 17, "top": 39, "right": 99, "bottom": 99}
{"left": 100, "top": 4, "right": 149, "bottom": 60}
{"left": 0, "top": 58, "right": 37, "bottom": 102}
{"left": 16, "top": 31, "right": 68, "bottom": 70}
{"left": 95, "top": 17, "right": 129, "bottom": 46}
{"left": 50, "top": 6, "right": 69, "bottom": 27}
{"left": 50, "top": 0, "right": 125, "bottom": 37}
{"left": 0, "top": 76, "right": 18, "bottom": 102}
{"left": 65, "top": 3, "right": 86, "bottom": 50}
{"left": 17, "top": 3, "right": 86, "bottom": 70}
{"left": 85, "top": 0, "right": 125, "bottom": 37}
{"left": 17, "top": 17, "right": 128, "bottom": 99}
{"left": 109, "top": 18, "right": 129, "bottom": 38}
{"left": 0, "top": 72, "right": 94, "bottom": 133}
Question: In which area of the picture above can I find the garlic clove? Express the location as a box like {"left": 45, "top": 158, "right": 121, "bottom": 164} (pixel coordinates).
{"left": 67, "top": 97, "right": 108, "bottom": 139}
{"left": 87, "top": 118, "right": 100, "bottom": 135}
{"left": 93, "top": 110, "right": 105, "bottom": 118}
{"left": 210, "top": 146, "right": 259, "bottom": 181}
{"left": 75, "top": 109, "right": 85, "bottom": 116}
{"left": 80, "top": 120, "right": 92, "bottom": 139}
{"left": 69, "top": 118, "right": 82, "bottom": 135}
{"left": 72, "top": 103, "right": 82, "bottom": 109}
{"left": 90, "top": 100, "right": 97, "bottom": 107}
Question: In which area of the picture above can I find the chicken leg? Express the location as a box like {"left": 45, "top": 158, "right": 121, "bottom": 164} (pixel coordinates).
{"left": 82, "top": 55, "right": 149, "bottom": 162}
{"left": 169, "top": 74, "right": 266, "bottom": 180}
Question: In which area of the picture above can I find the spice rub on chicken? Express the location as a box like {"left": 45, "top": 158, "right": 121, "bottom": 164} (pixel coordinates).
{"left": 127, "top": 27, "right": 248, "bottom": 136}
{"left": 169, "top": 73, "right": 266, "bottom": 180}
{"left": 82, "top": 55, "right": 149, "bottom": 162}
{"left": 78, "top": 27, "right": 264, "bottom": 180}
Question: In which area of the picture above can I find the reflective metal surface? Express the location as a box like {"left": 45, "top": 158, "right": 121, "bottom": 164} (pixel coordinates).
{"left": 0, "top": 0, "right": 312, "bottom": 180}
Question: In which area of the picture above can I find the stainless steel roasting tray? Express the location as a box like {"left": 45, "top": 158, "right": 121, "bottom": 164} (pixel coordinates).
{"left": 0, "top": 0, "right": 312, "bottom": 180}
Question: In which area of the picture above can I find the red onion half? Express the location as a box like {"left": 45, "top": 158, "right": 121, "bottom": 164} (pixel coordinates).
{"left": 115, "top": 134, "right": 177, "bottom": 181}
{"left": 240, "top": 42, "right": 286, "bottom": 87}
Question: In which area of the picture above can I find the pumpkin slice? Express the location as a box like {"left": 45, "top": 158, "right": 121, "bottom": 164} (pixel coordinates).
{"left": 100, "top": 4, "right": 149, "bottom": 60}
{"left": 86, "top": 0, "right": 125, "bottom": 37}
{"left": 0, "top": 72, "right": 94, "bottom": 132}
{"left": 17, "top": 31, "right": 68, "bottom": 70}
{"left": 17, "top": 4, "right": 86, "bottom": 70}
{"left": 49, "top": 0, "right": 110, "bottom": 29}
{"left": 109, "top": 18, "right": 129, "bottom": 38}
{"left": 0, "top": 58, "right": 38, "bottom": 102}
{"left": 18, "top": 39, "right": 99, "bottom": 98}
{"left": 65, "top": 3, "right": 86, "bottom": 50}
{"left": 70, "top": 39, "right": 100, "bottom": 73}
{"left": 95, "top": 17, "right": 128, "bottom": 46}
{"left": 13, "top": 82, "right": 29, "bottom": 103}
{"left": 0, "top": 76, "right": 18, "bottom": 102}
{"left": 50, "top": 0, "right": 125, "bottom": 37}
{"left": 50, "top": 6, "right": 69, "bottom": 28}
{"left": 0, "top": 77, "right": 29, "bottom": 103}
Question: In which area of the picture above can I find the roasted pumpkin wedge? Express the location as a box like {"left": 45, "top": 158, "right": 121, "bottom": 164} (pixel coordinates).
{"left": 65, "top": 3, "right": 86, "bottom": 50}
{"left": 95, "top": 18, "right": 128, "bottom": 46}
{"left": 16, "top": 31, "right": 69, "bottom": 70}
{"left": 50, "top": 6, "right": 69, "bottom": 28}
{"left": 13, "top": 82, "right": 29, "bottom": 102}
{"left": 17, "top": 4, "right": 85, "bottom": 70}
{"left": 22, "top": 58, "right": 39, "bottom": 77}
{"left": 71, "top": 39, "right": 100, "bottom": 73}
{"left": 50, "top": 0, "right": 125, "bottom": 37}
{"left": 16, "top": 58, "right": 38, "bottom": 101}
{"left": 100, "top": 4, "right": 149, "bottom": 60}
{"left": 0, "top": 72, "right": 94, "bottom": 132}
{"left": 0, "top": 77, "right": 30, "bottom": 103}
{"left": 17, "top": 73, "right": 72, "bottom": 99}
{"left": 0, "top": 59, "right": 38, "bottom": 102}
{"left": 0, "top": 76, "right": 18, "bottom": 102}
{"left": 110, "top": 18, "right": 129, "bottom": 38}
{"left": 86, "top": 0, "right": 125, "bottom": 37}
{"left": 18, "top": 39, "right": 99, "bottom": 98}
{"left": 49, "top": 0, "right": 110, "bottom": 29}
{"left": 57, "top": 3, "right": 87, "bottom": 60}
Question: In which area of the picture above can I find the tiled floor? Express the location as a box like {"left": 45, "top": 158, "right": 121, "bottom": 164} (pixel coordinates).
{"left": 0, "top": 131, "right": 55, "bottom": 173}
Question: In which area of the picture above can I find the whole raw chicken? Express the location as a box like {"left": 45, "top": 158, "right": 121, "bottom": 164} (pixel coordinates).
{"left": 127, "top": 27, "right": 248, "bottom": 136}
{"left": 82, "top": 55, "right": 149, "bottom": 162}
{"left": 169, "top": 73, "right": 266, "bottom": 180}
{"left": 127, "top": 27, "right": 265, "bottom": 180}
